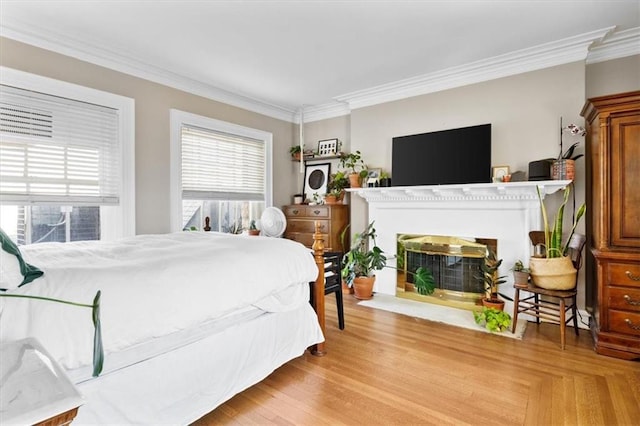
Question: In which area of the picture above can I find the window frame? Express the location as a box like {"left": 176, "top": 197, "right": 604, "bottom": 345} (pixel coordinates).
{"left": 169, "top": 109, "right": 273, "bottom": 233}
{"left": 0, "top": 66, "right": 136, "bottom": 240}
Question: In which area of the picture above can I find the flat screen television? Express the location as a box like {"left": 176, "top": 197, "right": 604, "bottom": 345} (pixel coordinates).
{"left": 392, "top": 123, "right": 491, "bottom": 186}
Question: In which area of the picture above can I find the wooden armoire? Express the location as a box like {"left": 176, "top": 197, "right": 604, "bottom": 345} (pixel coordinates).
{"left": 581, "top": 91, "right": 640, "bottom": 360}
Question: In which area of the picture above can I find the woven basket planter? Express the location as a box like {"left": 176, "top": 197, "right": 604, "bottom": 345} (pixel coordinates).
{"left": 529, "top": 256, "right": 577, "bottom": 290}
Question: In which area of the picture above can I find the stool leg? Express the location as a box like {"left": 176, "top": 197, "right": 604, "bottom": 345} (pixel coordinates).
{"left": 511, "top": 288, "right": 520, "bottom": 333}
{"left": 336, "top": 290, "right": 345, "bottom": 330}
{"left": 534, "top": 293, "right": 540, "bottom": 324}
{"left": 572, "top": 295, "right": 579, "bottom": 336}
{"left": 560, "top": 298, "right": 566, "bottom": 350}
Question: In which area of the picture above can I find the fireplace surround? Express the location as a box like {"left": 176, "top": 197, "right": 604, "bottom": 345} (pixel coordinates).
{"left": 349, "top": 180, "right": 571, "bottom": 307}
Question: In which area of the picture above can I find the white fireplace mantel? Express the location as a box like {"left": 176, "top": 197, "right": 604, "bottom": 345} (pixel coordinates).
{"left": 346, "top": 180, "right": 572, "bottom": 298}
{"left": 347, "top": 180, "right": 571, "bottom": 203}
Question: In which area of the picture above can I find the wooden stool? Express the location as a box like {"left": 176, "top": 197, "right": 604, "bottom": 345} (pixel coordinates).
{"left": 511, "top": 282, "right": 578, "bottom": 349}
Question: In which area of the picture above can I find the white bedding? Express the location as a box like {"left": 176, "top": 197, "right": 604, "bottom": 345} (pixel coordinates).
{"left": 0, "top": 232, "right": 319, "bottom": 378}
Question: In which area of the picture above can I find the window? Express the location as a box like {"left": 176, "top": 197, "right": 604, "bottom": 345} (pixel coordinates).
{"left": 170, "top": 110, "right": 272, "bottom": 232}
{"left": 0, "top": 67, "right": 135, "bottom": 244}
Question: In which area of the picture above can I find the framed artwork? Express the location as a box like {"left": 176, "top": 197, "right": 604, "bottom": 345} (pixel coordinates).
{"left": 303, "top": 163, "right": 331, "bottom": 201}
{"left": 367, "top": 169, "right": 381, "bottom": 179}
{"left": 491, "top": 165, "right": 510, "bottom": 182}
{"left": 317, "top": 138, "right": 339, "bottom": 157}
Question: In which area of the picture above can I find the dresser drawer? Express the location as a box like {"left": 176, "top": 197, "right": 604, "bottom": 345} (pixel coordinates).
{"left": 608, "top": 309, "right": 640, "bottom": 337}
{"left": 286, "top": 219, "right": 330, "bottom": 234}
{"left": 608, "top": 262, "right": 640, "bottom": 288}
{"left": 283, "top": 205, "right": 330, "bottom": 218}
{"left": 609, "top": 287, "right": 640, "bottom": 312}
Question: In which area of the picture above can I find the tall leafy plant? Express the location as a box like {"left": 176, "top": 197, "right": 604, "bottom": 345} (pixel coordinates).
{"left": 536, "top": 186, "right": 586, "bottom": 258}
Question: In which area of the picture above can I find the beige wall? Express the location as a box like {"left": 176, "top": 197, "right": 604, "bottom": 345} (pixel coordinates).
{"left": 0, "top": 37, "right": 297, "bottom": 235}
{"left": 586, "top": 54, "right": 640, "bottom": 98}
{"left": 348, "top": 62, "right": 587, "bottom": 235}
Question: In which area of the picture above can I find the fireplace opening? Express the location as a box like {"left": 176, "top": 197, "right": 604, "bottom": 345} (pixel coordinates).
{"left": 396, "top": 234, "right": 497, "bottom": 309}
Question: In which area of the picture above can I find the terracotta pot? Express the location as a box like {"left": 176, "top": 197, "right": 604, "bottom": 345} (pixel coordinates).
{"left": 324, "top": 191, "right": 344, "bottom": 205}
{"left": 342, "top": 280, "right": 354, "bottom": 294}
{"left": 482, "top": 298, "right": 505, "bottom": 311}
{"left": 348, "top": 173, "right": 362, "bottom": 188}
{"left": 353, "top": 276, "right": 375, "bottom": 300}
{"left": 513, "top": 271, "right": 530, "bottom": 288}
{"left": 248, "top": 229, "right": 260, "bottom": 236}
{"left": 552, "top": 159, "right": 575, "bottom": 181}
{"left": 529, "top": 256, "right": 577, "bottom": 290}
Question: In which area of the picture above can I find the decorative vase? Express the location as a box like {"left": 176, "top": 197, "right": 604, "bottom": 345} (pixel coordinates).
{"left": 353, "top": 276, "right": 375, "bottom": 300}
{"left": 552, "top": 159, "right": 575, "bottom": 181}
{"left": 529, "top": 256, "right": 577, "bottom": 290}
{"left": 348, "top": 173, "right": 362, "bottom": 188}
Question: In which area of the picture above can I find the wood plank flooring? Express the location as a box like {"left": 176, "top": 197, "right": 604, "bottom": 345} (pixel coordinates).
{"left": 194, "top": 294, "right": 640, "bottom": 425}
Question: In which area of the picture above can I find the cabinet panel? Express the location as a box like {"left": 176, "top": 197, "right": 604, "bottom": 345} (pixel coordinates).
{"left": 611, "top": 114, "right": 640, "bottom": 248}
{"left": 283, "top": 204, "right": 349, "bottom": 253}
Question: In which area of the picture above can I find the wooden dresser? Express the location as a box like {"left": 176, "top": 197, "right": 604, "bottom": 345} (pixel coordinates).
{"left": 582, "top": 91, "right": 640, "bottom": 360}
{"left": 283, "top": 204, "right": 349, "bottom": 252}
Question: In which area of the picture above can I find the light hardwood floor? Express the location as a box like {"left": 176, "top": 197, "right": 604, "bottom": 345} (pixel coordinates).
{"left": 194, "top": 294, "right": 640, "bottom": 425}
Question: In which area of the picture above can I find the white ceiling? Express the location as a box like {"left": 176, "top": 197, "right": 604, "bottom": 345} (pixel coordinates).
{"left": 1, "top": 1, "right": 639, "bottom": 122}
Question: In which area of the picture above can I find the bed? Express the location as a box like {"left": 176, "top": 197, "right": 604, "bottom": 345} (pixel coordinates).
{"left": 0, "top": 230, "right": 328, "bottom": 424}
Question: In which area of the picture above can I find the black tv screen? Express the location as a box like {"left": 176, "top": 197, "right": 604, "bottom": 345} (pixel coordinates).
{"left": 392, "top": 124, "right": 491, "bottom": 186}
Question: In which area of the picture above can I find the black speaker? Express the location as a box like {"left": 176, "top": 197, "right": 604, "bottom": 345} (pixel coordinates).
{"left": 528, "top": 160, "right": 552, "bottom": 181}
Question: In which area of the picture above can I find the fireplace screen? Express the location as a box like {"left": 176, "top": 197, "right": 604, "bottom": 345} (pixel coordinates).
{"left": 396, "top": 234, "right": 497, "bottom": 307}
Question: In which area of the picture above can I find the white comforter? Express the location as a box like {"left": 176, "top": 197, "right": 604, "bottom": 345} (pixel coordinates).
{"left": 0, "top": 232, "right": 319, "bottom": 374}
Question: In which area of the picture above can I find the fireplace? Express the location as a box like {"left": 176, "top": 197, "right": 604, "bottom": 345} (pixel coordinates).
{"left": 397, "top": 234, "right": 496, "bottom": 309}
{"left": 348, "top": 181, "right": 570, "bottom": 310}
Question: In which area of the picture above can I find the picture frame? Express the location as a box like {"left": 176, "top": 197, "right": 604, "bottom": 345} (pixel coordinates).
{"left": 303, "top": 163, "right": 331, "bottom": 202}
{"left": 367, "top": 168, "right": 381, "bottom": 180}
{"left": 491, "top": 165, "right": 510, "bottom": 182}
{"left": 317, "top": 138, "right": 339, "bottom": 157}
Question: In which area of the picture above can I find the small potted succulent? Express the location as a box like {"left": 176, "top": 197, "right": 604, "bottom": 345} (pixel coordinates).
{"left": 512, "top": 260, "right": 530, "bottom": 288}
{"left": 248, "top": 220, "right": 260, "bottom": 236}
{"left": 379, "top": 171, "right": 391, "bottom": 187}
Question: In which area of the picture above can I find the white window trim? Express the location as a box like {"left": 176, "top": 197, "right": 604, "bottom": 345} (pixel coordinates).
{"left": 0, "top": 66, "right": 136, "bottom": 239}
{"left": 170, "top": 109, "right": 273, "bottom": 233}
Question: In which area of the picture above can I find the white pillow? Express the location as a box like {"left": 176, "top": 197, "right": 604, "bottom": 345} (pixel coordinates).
{"left": 0, "top": 249, "right": 23, "bottom": 290}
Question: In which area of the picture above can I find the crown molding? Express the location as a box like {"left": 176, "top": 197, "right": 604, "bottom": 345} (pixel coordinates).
{"left": 587, "top": 27, "right": 640, "bottom": 64}
{"left": 0, "top": 20, "right": 298, "bottom": 123}
{"left": 335, "top": 27, "right": 614, "bottom": 110}
{"left": 296, "top": 101, "right": 351, "bottom": 123}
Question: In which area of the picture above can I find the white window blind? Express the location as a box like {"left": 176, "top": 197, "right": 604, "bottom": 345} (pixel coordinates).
{"left": 0, "top": 84, "right": 120, "bottom": 205}
{"left": 181, "top": 125, "right": 265, "bottom": 201}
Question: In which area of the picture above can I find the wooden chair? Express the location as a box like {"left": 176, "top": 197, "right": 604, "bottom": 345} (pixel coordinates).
{"left": 310, "top": 251, "right": 345, "bottom": 330}
{"left": 511, "top": 232, "right": 586, "bottom": 349}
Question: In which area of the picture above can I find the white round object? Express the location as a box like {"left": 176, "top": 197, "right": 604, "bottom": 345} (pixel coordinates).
{"left": 260, "top": 207, "right": 287, "bottom": 238}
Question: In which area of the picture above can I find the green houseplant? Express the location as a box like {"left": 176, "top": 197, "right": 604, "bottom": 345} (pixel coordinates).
{"left": 530, "top": 185, "right": 586, "bottom": 290}
{"left": 476, "top": 248, "right": 507, "bottom": 310}
{"left": 289, "top": 145, "right": 302, "bottom": 160}
{"left": 473, "top": 307, "right": 512, "bottom": 332}
{"left": 339, "top": 151, "right": 367, "bottom": 188}
{"left": 512, "top": 259, "right": 530, "bottom": 288}
{"left": 341, "top": 222, "right": 435, "bottom": 300}
{"left": 248, "top": 219, "right": 260, "bottom": 236}
{"left": 325, "top": 171, "right": 349, "bottom": 204}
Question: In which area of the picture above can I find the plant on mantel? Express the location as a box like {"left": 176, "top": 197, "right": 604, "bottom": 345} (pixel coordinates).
{"left": 339, "top": 151, "right": 368, "bottom": 188}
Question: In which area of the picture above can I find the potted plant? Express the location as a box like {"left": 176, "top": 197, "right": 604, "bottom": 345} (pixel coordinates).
{"left": 512, "top": 260, "right": 530, "bottom": 288}
{"left": 476, "top": 247, "right": 507, "bottom": 310}
{"left": 289, "top": 145, "right": 302, "bottom": 161}
{"left": 339, "top": 151, "right": 367, "bottom": 188}
{"left": 248, "top": 220, "right": 260, "bottom": 236}
{"left": 530, "top": 185, "right": 586, "bottom": 289}
{"left": 552, "top": 119, "right": 586, "bottom": 180}
{"left": 473, "top": 307, "right": 512, "bottom": 332}
{"left": 379, "top": 171, "right": 391, "bottom": 187}
{"left": 325, "top": 171, "right": 349, "bottom": 204}
{"left": 341, "top": 222, "right": 434, "bottom": 300}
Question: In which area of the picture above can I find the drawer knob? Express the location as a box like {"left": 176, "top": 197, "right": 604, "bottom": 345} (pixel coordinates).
{"left": 623, "top": 295, "right": 640, "bottom": 306}
{"left": 626, "top": 271, "right": 640, "bottom": 281}
{"left": 313, "top": 210, "right": 321, "bottom": 215}
{"left": 624, "top": 318, "right": 640, "bottom": 331}
{"left": 292, "top": 209, "right": 299, "bottom": 215}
